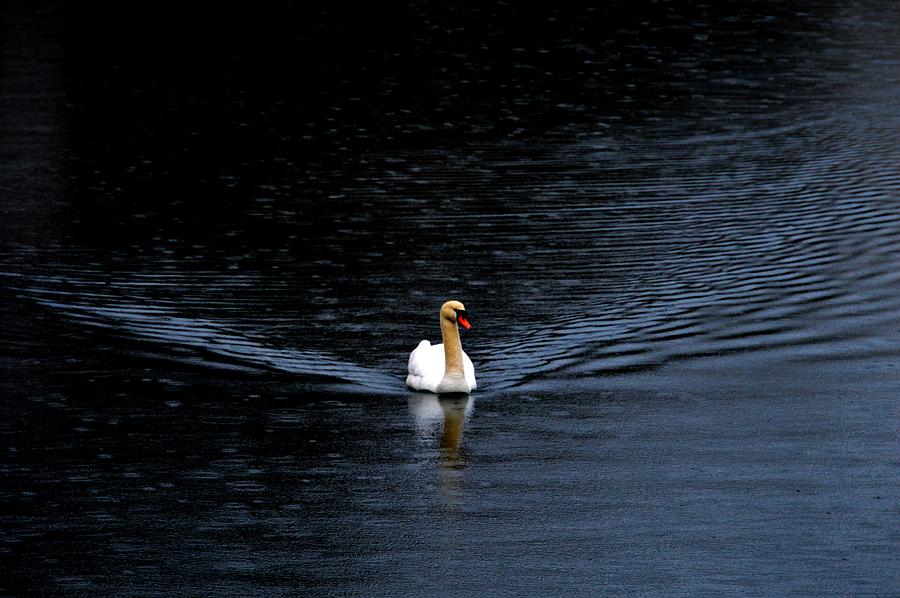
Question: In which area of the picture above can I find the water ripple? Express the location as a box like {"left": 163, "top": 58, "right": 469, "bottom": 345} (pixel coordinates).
{"left": 3, "top": 15, "right": 899, "bottom": 393}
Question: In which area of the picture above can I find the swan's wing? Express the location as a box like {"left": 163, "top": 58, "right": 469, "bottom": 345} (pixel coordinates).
{"left": 407, "top": 340, "right": 432, "bottom": 372}
{"left": 407, "top": 340, "right": 445, "bottom": 391}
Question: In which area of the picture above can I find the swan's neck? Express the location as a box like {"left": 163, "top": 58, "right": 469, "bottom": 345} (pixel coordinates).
{"left": 440, "top": 317, "right": 465, "bottom": 377}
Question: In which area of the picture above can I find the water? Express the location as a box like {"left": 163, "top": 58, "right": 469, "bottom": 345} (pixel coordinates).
{"left": 2, "top": 1, "right": 898, "bottom": 594}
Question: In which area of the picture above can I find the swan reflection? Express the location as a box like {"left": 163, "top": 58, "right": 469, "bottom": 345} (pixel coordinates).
{"left": 408, "top": 393, "right": 473, "bottom": 466}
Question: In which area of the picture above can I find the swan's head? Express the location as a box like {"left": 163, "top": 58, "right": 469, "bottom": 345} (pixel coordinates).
{"left": 441, "top": 300, "right": 471, "bottom": 330}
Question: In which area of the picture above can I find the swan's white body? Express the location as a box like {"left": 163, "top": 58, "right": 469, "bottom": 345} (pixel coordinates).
{"left": 406, "top": 300, "right": 477, "bottom": 394}
{"left": 406, "top": 340, "right": 477, "bottom": 393}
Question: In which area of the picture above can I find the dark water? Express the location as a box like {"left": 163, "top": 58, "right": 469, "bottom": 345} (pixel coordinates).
{"left": 2, "top": 1, "right": 898, "bottom": 594}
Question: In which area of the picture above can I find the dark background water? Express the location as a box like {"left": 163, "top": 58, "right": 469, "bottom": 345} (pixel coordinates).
{"left": 2, "top": 1, "right": 898, "bottom": 595}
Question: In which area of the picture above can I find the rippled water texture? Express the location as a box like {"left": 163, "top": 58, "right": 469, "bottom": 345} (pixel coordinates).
{"left": 2, "top": 1, "right": 898, "bottom": 594}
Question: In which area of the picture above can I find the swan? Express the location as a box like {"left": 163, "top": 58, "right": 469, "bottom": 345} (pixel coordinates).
{"left": 406, "top": 300, "right": 477, "bottom": 393}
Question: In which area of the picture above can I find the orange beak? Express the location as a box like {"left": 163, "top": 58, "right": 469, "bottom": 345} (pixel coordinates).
{"left": 457, "top": 315, "right": 471, "bottom": 330}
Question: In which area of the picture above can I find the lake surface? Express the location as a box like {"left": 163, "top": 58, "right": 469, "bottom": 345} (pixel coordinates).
{"left": 2, "top": 1, "right": 898, "bottom": 594}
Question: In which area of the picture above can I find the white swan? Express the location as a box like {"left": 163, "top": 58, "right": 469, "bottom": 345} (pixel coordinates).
{"left": 406, "top": 300, "right": 477, "bottom": 393}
